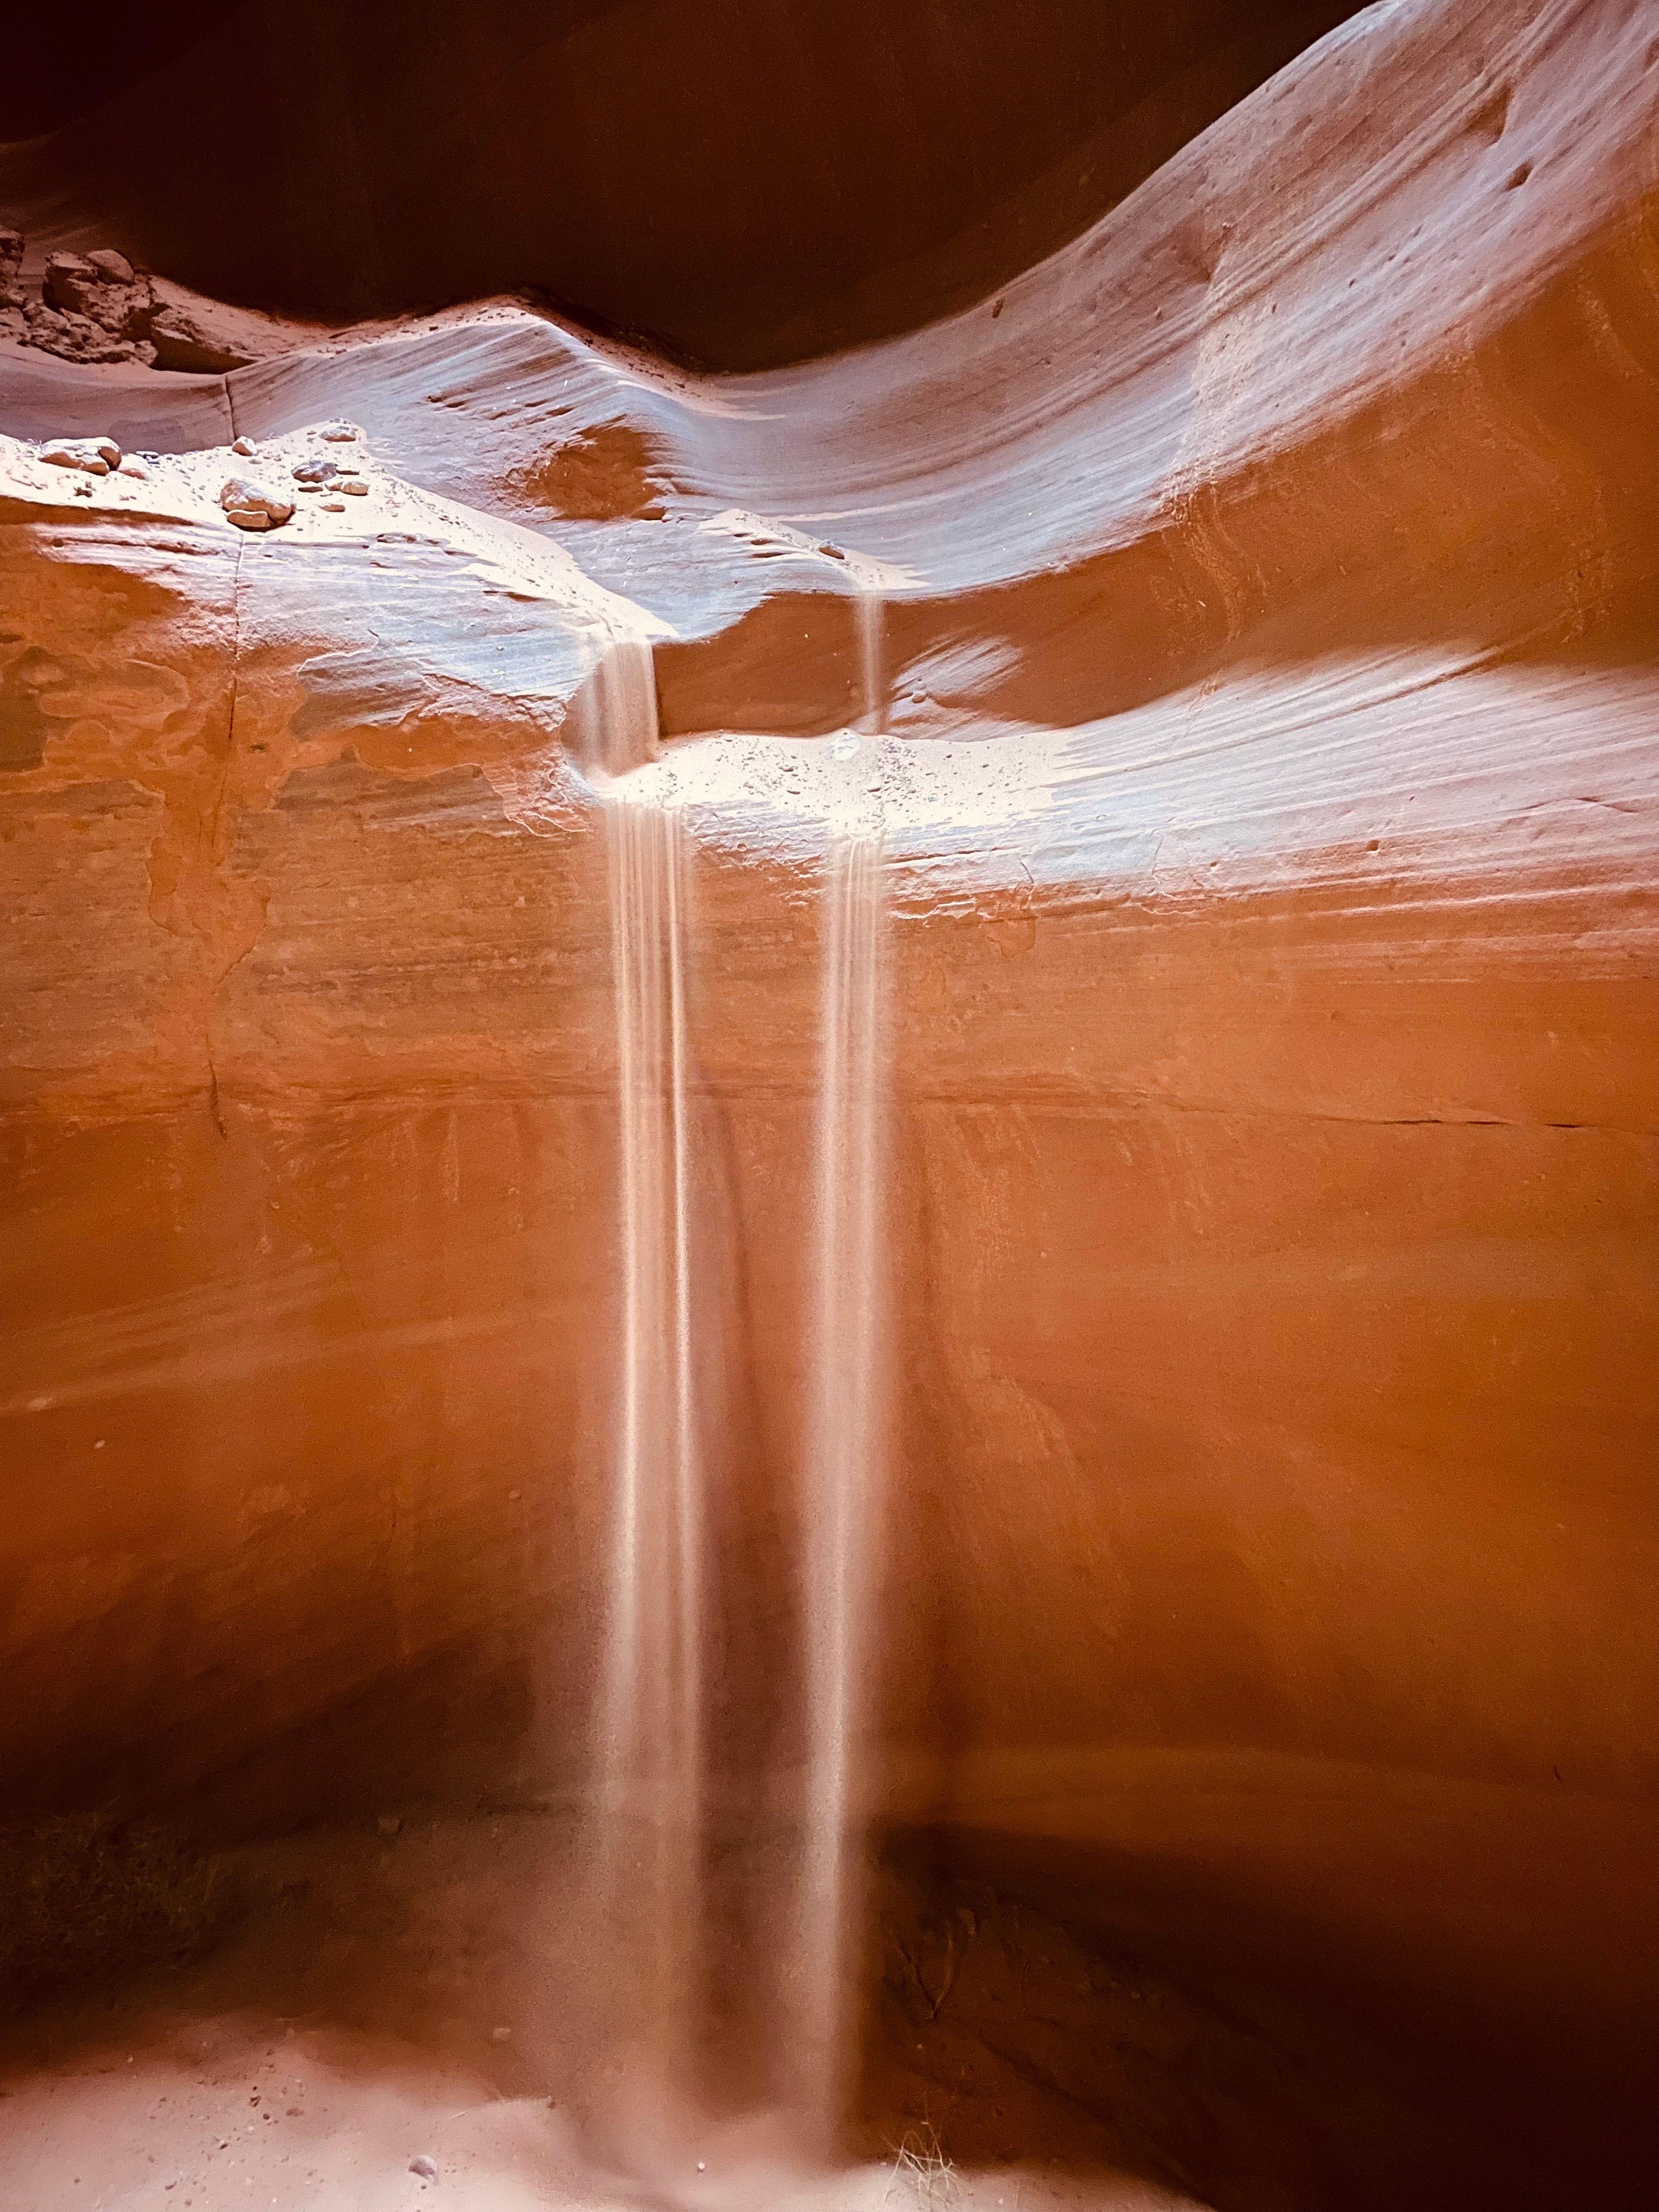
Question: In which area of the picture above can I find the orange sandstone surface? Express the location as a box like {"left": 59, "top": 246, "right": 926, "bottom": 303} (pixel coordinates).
{"left": 1, "top": 2, "right": 1656, "bottom": 2206}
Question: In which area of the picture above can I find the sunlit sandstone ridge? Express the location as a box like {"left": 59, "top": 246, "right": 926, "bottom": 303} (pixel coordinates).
{"left": 2, "top": 0, "right": 1656, "bottom": 2204}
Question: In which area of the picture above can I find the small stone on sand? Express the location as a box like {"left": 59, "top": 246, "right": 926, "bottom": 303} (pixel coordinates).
{"left": 41, "top": 436, "right": 121, "bottom": 475}
{"left": 220, "top": 475, "right": 295, "bottom": 529}
{"left": 409, "top": 2153, "right": 439, "bottom": 2179}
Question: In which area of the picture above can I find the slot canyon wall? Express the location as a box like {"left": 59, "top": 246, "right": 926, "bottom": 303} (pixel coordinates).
{"left": 2, "top": 0, "right": 1656, "bottom": 2203}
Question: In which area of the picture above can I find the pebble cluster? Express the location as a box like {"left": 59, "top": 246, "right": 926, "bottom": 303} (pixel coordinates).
{"left": 215, "top": 417, "right": 375, "bottom": 529}
{"left": 26, "top": 419, "right": 374, "bottom": 533}
{"left": 284, "top": 426, "right": 371, "bottom": 517}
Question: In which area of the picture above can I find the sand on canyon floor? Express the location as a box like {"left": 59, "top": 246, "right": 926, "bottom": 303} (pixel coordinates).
{"left": 0, "top": 1814, "right": 1208, "bottom": 2212}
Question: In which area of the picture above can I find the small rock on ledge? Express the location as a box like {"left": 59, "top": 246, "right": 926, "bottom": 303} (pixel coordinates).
{"left": 219, "top": 475, "right": 295, "bottom": 531}
{"left": 41, "top": 436, "right": 121, "bottom": 475}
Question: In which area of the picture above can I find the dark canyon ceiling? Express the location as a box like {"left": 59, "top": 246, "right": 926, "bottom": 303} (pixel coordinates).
{"left": 3, "top": 0, "right": 1362, "bottom": 364}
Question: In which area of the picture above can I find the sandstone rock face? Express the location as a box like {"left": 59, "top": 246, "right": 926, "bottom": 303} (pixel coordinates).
{"left": 148, "top": 302, "right": 256, "bottom": 374}
{"left": 0, "top": 222, "right": 300, "bottom": 371}
{"left": 2, "top": 0, "right": 1657, "bottom": 2200}
{"left": 43, "top": 249, "right": 150, "bottom": 334}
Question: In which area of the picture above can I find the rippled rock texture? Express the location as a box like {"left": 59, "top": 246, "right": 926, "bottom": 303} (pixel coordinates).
{"left": 2, "top": 0, "right": 1656, "bottom": 2204}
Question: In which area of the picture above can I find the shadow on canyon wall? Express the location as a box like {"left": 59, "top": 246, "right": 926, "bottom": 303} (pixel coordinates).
{"left": 3, "top": 0, "right": 1360, "bottom": 365}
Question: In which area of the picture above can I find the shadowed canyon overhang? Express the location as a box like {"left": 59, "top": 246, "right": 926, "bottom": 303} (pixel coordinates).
{"left": 2, "top": 0, "right": 1361, "bottom": 365}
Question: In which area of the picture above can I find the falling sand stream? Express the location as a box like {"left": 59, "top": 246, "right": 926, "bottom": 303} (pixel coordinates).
{"left": 793, "top": 595, "right": 890, "bottom": 2137}
{"left": 594, "top": 782, "right": 704, "bottom": 2096}
{"left": 582, "top": 597, "right": 889, "bottom": 2160}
